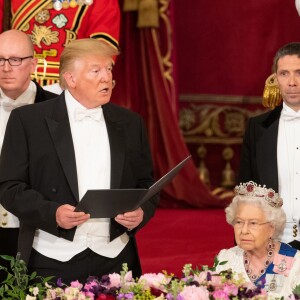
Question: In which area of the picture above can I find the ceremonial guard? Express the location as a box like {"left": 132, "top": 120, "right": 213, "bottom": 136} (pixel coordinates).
{"left": 10, "top": 0, "right": 120, "bottom": 85}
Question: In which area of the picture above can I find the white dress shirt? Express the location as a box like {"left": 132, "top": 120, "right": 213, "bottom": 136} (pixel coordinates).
{"left": 32, "top": 90, "right": 129, "bottom": 261}
{"left": 278, "top": 102, "right": 300, "bottom": 243}
{"left": 0, "top": 81, "right": 36, "bottom": 228}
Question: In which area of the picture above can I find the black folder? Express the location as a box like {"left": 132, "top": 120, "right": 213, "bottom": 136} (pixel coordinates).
{"left": 75, "top": 155, "right": 191, "bottom": 218}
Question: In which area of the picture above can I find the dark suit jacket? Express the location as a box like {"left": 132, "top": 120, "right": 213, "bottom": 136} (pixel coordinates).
{"left": 0, "top": 92, "right": 159, "bottom": 263}
{"left": 239, "top": 104, "right": 283, "bottom": 192}
{"left": 33, "top": 80, "right": 58, "bottom": 104}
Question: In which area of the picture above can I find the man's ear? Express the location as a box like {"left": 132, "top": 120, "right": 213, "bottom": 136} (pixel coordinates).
{"left": 63, "top": 71, "right": 76, "bottom": 88}
{"left": 31, "top": 58, "right": 38, "bottom": 74}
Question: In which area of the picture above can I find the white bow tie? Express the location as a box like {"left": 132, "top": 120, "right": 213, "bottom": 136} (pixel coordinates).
{"left": 281, "top": 109, "right": 300, "bottom": 121}
{"left": 0, "top": 100, "right": 28, "bottom": 112}
{"left": 74, "top": 107, "right": 102, "bottom": 122}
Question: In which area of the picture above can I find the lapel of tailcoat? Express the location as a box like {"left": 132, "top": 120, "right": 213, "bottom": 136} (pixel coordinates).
{"left": 44, "top": 98, "right": 127, "bottom": 201}
{"left": 103, "top": 103, "right": 125, "bottom": 189}
{"left": 256, "top": 105, "right": 282, "bottom": 192}
{"left": 45, "top": 94, "right": 79, "bottom": 202}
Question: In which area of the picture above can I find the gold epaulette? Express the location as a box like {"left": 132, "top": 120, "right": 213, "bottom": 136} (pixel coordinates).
{"left": 262, "top": 73, "right": 282, "bottom": 109}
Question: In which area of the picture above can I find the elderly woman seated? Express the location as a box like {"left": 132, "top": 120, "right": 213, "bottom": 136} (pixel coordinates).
{"left": 216, "top": 181, "right": 300, "bottom": 298}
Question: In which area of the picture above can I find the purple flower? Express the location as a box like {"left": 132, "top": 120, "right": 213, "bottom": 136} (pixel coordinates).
{"left": 166, "top": 293, "right": 174, "bottom": 300}
{"left": 56, "top": 278, "right": 63, "bottom": 287}
{"left": 206, "top": 272, "right": 212, "bottom": 281}
{"left": 100, "top": 275, "right": 111, "bottom": 286}
{"left": 117, "top": 292, "right": 134, "bottom": 299}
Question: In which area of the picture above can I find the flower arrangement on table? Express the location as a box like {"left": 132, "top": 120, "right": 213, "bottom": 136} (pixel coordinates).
{"left": 0, "top": 254, "right": 300, "bottom": 300}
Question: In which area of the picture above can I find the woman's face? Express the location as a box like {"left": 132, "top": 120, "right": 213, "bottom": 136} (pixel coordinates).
{"left": 233, "top": 203, "right": 275, "bottom": 253}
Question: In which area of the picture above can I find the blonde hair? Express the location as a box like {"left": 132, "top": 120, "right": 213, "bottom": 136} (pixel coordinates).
{"left": 59, "top": 38, "right": 119, "bottom": 89}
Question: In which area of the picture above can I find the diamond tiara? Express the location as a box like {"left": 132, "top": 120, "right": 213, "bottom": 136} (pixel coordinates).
{"left": 234, "top": 181, "right": 283, "bottom": 208}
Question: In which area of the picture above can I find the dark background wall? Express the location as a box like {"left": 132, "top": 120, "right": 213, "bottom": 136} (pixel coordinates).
{"left": 174, "top": 0, "right": 300, "bottom": 97}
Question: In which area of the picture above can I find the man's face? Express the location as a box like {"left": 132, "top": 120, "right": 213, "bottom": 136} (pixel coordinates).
{"left": 65, "top": 54, "right": 114, "bottom": 108}
{"left": 276, "top": 54, "right": 300, "bottom": 111}
{"left": 0, "top": 36, "right": 36, "bottom": 99}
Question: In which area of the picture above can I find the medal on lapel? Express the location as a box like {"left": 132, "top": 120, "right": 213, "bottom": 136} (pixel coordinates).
{"left": 53, "top": 0, "right": 63, "bottom": 11}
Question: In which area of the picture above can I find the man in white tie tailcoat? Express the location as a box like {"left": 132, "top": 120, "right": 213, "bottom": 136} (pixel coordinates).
{"left": 0, "top": 29, "right": 56, "bottom": 282}
{"left": 239, "top": 42, "right": 300, "bottom": 249}
{"left": 0, "top": 38, "right": 159, "bottom": 285}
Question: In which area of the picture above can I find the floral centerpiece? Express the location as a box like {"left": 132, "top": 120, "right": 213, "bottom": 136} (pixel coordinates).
{"left": 1, "top": 254, "right": 299, "bottom": 300}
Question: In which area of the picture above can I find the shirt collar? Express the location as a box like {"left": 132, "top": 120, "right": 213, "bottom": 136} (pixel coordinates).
{"left": 65, "top": 89, "right": 103, "bottom": 123}
{"left": 0, "top": 81, "right": 36, "bottom": 105}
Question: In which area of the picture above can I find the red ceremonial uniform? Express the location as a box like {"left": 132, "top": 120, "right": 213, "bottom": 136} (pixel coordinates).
{"left": 0, "top": 4, "right": 3, "bottom": 33}
{"left": 11, "top": 0, "right": 120, "bottom": 85}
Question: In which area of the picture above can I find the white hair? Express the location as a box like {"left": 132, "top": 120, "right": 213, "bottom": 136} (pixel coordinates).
{"left": 225, "top": 195, "right": 286, "bottom": 239}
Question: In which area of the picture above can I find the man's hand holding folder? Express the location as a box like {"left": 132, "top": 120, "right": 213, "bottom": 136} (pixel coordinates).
{"left": 75, "top": 156, "right": 191, "bottom": 219}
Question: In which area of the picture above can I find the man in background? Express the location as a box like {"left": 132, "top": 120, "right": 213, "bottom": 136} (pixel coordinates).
{"left": 0, "top": 38, "right": 159, "bottom": 284}
{"left": 0, "top": 29, "right": 56, "bottom": 281}
{"left": 239, "top": 42, "right": 300, "bottom": 250}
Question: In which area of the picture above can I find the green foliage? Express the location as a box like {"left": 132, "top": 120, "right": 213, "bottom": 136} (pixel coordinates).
{"left": 293, "top": 284, "right": 300, "bottom": 297}
{"left": 0, "top": 253, "right": 53, "bottom": 300}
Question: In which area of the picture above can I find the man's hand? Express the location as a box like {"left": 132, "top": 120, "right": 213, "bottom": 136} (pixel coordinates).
{"left": 115, "top": 207, "right": 144, "bottom": 231}
{"left": 56, "top": 204, "right": 90, "bottom": 229}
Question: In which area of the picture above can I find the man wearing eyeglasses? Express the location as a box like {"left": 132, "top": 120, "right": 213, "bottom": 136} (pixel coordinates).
{"left": 0, "top": 29, "right": 56, "bottom": 282}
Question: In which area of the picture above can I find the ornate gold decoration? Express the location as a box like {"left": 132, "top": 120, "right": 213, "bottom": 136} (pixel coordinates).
{"left": 22, "top": 23, "right": 30, "bottom": 32}
{"left": 180, "top": 105, "right": 252, "bottom": 142}
{"left": 262, "top": 73, "right": 282, "bottom": 109}
{"left": 70, "top": 0, "right": 78, "bottom": 8}
{"left": 123, "top": 0, "right": 139, "bottom": 11}
{"left": 34, "top": 49, "right": 58, "bottom": 59}
{"left": 65, "top": 30, "right": 77, "bottom": 46}
{"left": 179, "top": 102, "right": 267, "bottom": 190}
{"left": 211, "top": 187, "right": 235, "bottom": 199}
{"left": 31, "top": 24, "right": 59, "bottom": 48}
{"left": 46, "top": 2, "right": 54, "bottom": 9}
{"left": 137, "top": 0, "right": 159, "bottom": 28}
{"left": 34, "top": 9, "right": 50, "bottom": 24}
{"left": 62, "top": 0, "right": 70, "bottom": 9}
{"left": 197, "top": 145, "right": 210, "bottom": 185}
{"left": 221, "top": 146, "right": 235, "bottom": 189}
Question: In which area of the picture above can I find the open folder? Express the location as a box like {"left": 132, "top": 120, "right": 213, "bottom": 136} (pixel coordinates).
{"left": 75, "top": 155, "right": 191, "bottom": 218}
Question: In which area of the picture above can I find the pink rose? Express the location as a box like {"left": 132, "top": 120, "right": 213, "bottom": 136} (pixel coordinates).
{"left": 222, "top": 284, "right": 238, "bottom": 296}
{"left": 178, "top": 285, "right": 210, "bottom": 300}
{"left": 138, "top": 273, "right": 170, "bottom": 290}
{"left": 212, "top": 289, "right": 230, "bottom": 300}
{"left": 70, "top": 280, "right": 83, "bottom": 289}
{"left": 108, "top": 273, "right": 121, "bottom": 288}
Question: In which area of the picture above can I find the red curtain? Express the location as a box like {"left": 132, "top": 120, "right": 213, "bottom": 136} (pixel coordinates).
{"left": 174, "top": 0, "right": 300, "bottom": 97}
{"left": 113, "top": 1, "right": 228, "bottom": 208}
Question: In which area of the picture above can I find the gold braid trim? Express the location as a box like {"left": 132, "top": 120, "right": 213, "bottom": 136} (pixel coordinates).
{"left": 123, "top": 0, "right": 139, "bottom": 11}
{"left": 262, "top": 73, "right": 282, "bottom": 109}
{"left": 123, "top": 0, "right": 159, "bottom": 28}
{"left": 137, "top": 0, "right": 159, "bottom": 28}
